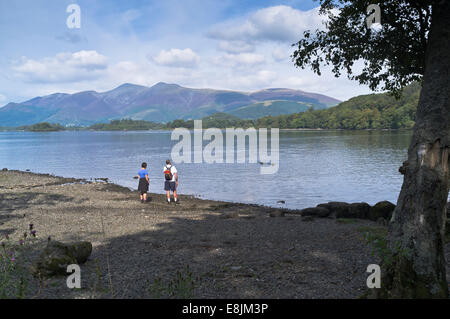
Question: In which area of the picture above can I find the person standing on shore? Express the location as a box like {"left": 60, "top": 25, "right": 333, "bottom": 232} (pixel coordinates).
{"left": 163, "top": 159, "right": 178, "bottom": 204}
{"left": 137, "top": 162, "right": 149, "bottom": 203}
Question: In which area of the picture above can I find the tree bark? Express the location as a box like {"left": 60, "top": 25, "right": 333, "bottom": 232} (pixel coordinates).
{"left": 375, "top": 1, "right": 450, "bottom": 298}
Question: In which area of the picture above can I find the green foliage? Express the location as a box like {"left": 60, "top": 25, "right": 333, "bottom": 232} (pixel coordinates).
{"left": 148, "top": 265, "right": 198, "bottom": 299}
{"left": 253, "top": 82, "right": 420, "bottom": 129}
{"left": 88, "top": 119, "right": 165, "bottom": 131}
{"left": 19, "top": 122, "right": 65, "bottom": 132}
{"left": 0, "top": 225, "right": 38, "bottom": 299}
{"left": 360, "top": 227, "right": 409, "bottom": 268}
{"left": 166, "top": 113, "right": 255, "bottom": 129}
{"left": 292, "top": 1, "right": 432, "bottom": 95}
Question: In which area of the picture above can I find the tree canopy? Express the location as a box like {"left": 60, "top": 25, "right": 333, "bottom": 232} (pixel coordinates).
{"left": 292, "top": 1, "right": 434, "bottom": 95}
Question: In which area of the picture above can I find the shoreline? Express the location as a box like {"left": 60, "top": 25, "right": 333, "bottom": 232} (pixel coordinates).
{"left": 1, "top": 127, "right": 413, "bottom": 132}
{"left": 0, "top": 168, "right": 295, "bottom": 210}
{"left": 1, "top": 169, "right": 448, "bottom": 298}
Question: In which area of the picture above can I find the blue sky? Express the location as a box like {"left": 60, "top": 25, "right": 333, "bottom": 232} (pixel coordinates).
{"left": 0, "top": 0, "right": 372, "bottom": 105}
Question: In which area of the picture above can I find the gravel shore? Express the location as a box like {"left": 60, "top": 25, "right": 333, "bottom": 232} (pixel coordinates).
{"left": 1, "top": 170, "right": 448, "bottom": 298}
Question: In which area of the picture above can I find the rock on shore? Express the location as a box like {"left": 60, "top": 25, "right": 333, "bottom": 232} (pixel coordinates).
{"left": 31, "top": 241, "right": 92, "bottom": 277}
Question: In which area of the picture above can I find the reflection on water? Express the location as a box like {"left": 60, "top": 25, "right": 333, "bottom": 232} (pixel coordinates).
{"left": 0, "top": 130, "right": 413, "bottom": 209}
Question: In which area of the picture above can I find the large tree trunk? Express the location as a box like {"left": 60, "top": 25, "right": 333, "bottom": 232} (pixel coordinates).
{"left": 375, "top": 1, "right": 450, "bottom": 298}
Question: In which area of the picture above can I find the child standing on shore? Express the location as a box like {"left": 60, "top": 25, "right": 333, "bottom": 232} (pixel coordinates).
{"left": 137, "top": 162, "right": 149, "bottom": 203}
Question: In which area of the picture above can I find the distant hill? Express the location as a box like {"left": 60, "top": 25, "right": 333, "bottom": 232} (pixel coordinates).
{"left": 166, "top": 82, "right": 422, "bottom": 130}
{"left": 252, "top": 82, "right": 421, "bottom": 129}
{"left": 0, "top": 83, "right": 340, "bottom": 127}
{"left": 229, "top": 100, "right": 312, "bottom": 119}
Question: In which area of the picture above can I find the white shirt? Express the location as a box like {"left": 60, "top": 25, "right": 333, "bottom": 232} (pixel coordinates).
{"left": 163, "top": 165, "right": 177, "bottom": 182}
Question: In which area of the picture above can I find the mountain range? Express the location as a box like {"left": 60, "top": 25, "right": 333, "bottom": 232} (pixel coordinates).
{"left": 0, "top": 82, "right": 340, "bottom": 127}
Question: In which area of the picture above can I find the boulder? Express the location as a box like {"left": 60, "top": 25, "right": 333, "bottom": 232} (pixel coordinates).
{"left": 368, "top": 201, "right": 395, "bottom": 221}
{"left": 317, "top": 202, "right": 350, "bottom": 217}
{"left": 300, "top": 207, "right": 330, "bottom": 218}
{"left": 32, "top": 241, "right": 92, "bottom": 277}
{"left": 70, "top": 241, "right": 93, "bottom": 264}
{"left": 348, "top": 202, "right": 371, "bottom": 219}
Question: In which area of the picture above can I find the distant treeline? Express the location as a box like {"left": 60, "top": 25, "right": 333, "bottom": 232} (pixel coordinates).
{"left": 9, "top": 83, "right": 421, "bottom": 131}
{"left": 88, "top": 119, "right": 165, "bottom": 131}
{"left": 18, "top": 122, "right": 65, "bottom": 132}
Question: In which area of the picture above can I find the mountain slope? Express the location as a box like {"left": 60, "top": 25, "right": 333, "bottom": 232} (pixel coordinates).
{"left": 229, "top": 100, "right": 313, "bottom": 119}
{"left": 165, "top": 82, "right": 422, "bottom": 130}
{"left": 253, "top": 82, "right": 421, "bottom": 129}
{"left": 0, "top": 82, "right": 341, "bottom": 126}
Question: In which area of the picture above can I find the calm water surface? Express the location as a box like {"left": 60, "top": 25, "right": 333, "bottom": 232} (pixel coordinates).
{"left": 0, "top": 130, "right": 412, "bottom": 209}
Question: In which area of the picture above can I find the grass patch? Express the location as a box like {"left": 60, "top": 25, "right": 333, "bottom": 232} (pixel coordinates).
{"left": 358, "top": 226, "right": 410, "bottom": 269}
{"left": 148, "top": 265, "right": 198, "bottom": 299}
{"left": 357, "top": 226, "right": 387, "bottom": 237}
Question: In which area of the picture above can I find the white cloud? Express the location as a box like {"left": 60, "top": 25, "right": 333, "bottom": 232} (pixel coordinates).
{"left": 272, "top": 47, "right": 291, "bottom": 62}
{"left": 213, "top": 53, "right": 265, "bottom": 67}
{"left": 12, "top": 50, "right": 108, "bottom": 83}
{"left": 0, "top": 94, "right": 6, "bottom": 105}
{"left": 106, "top": 61, "right": 156, "bottom": 87}
{"left": 208, "top": 6, "right": 327, "bottom": 44}
{"left": 152, "top": 48, "right": 199, "bottom": 68}
{"left": 217, "top": 40, "right": 254, "bottom": 53}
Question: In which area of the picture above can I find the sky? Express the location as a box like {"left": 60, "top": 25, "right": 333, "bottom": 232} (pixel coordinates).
{"left": 0, "top": 0, "right": 374, "bottom": 105}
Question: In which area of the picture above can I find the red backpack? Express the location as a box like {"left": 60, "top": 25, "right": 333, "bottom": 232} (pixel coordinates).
{"left": 164, "top": 166, "right": 173, "bottom": 181}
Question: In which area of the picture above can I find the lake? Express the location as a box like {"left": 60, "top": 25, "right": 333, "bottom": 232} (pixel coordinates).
{"left": 0, "top": 130, "right": 413, "bottom": 209}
